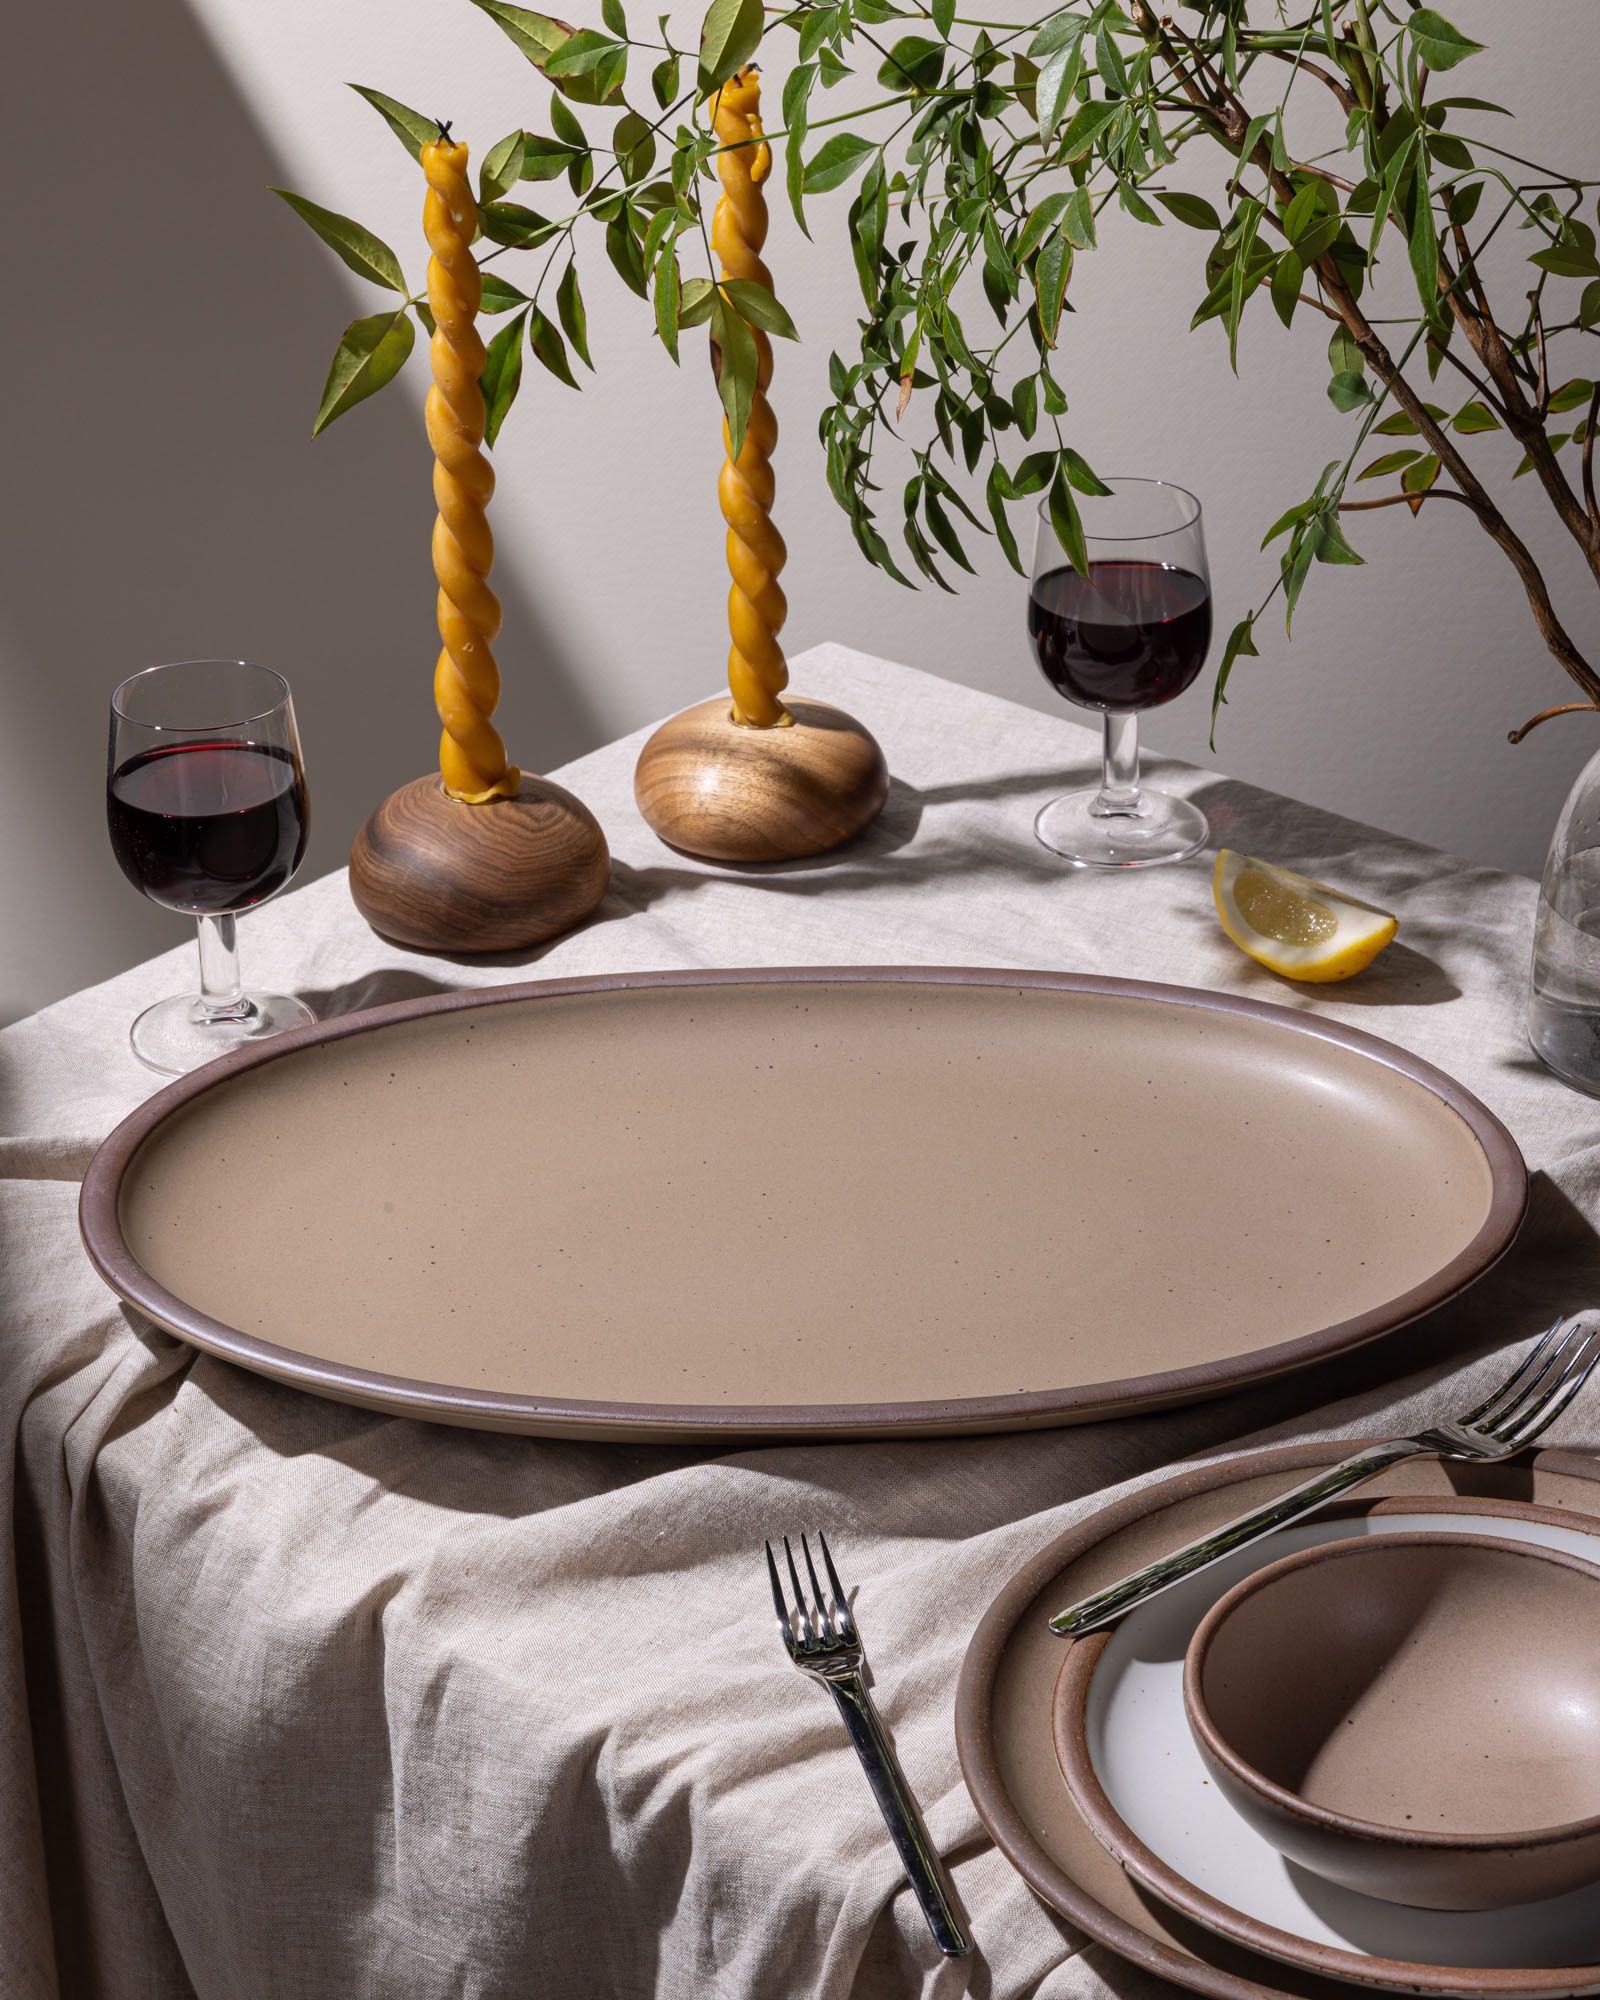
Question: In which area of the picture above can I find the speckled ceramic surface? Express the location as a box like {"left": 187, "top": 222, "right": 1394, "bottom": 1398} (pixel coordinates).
{"left": 956, "top": 1446, "right": 1600, "bottom": 2000}
{"left": 79, "top": 968, "right": 1525, "bottom": 1440}
{"left": 1184, "top": 1533, "right": 1600, "bottom": 1912}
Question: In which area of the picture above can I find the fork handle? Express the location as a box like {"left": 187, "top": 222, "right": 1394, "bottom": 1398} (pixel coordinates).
{"left": 1048, "top": 1438, "right": 1424, "bottom": 1636}
{"left": 825, "top": 1674, "right": 970, "bottom": 1957}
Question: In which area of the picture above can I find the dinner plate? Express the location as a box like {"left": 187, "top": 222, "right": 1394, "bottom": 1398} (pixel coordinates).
{"left": 1055, "top": 1509, "right": 1600, "bottom": 1994}
{"left": 957, "top": 1446, "right": 1600, "bottom": 2000}
{"left": 79, "top": 968, "right": 1525, "bottom": 1440}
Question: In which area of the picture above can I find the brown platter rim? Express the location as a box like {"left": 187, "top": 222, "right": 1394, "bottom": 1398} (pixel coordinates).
{"left": 77, "top": 965, "right": 1528, "bottom": 1436}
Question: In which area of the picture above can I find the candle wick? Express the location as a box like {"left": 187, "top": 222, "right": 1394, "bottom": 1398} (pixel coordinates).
{"left": 434, "top": 117, "right": 455, "bottom": 143}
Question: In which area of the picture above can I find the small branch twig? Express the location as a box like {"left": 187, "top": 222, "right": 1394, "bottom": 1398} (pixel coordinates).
{"left": 1510, "top": 702, "right": 1600, "bottom": 745}
{"left": 1585, "top": 380, "right": 1600, "bottom": 532}
{"left": 1531, "top": 292, "right": 1550, "bottom": 417}
{"left": 1338, "top": 489, "right": 1481, "bottom": 513}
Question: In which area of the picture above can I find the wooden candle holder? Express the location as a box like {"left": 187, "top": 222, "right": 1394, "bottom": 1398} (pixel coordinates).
{"left": 350, "top": 775, "right": 608, "bottom": 954}
{"left": 634, "top": 67, "right": 887, "bottom": 866}
{"left": 634, "top": 698, "right": 886, "bottom": 863}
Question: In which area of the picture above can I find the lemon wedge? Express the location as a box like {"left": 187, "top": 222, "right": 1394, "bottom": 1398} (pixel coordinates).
{"left": 1213, "top": 849, "right": 1398, "bottom": 983}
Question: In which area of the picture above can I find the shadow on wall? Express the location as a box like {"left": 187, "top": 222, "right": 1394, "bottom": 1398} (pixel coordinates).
{"left": 0, "top": 2, "right": 604, "bottom": 1026}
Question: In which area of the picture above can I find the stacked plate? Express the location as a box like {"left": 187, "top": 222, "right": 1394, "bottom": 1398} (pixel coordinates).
{"left": 957, "top": 1444, "right": 1600, "bottom": 1999}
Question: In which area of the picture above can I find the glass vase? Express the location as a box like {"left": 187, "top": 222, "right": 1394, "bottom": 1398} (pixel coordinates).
{"left": 1529, "top": 738, "right": 1600, "bottom": 1094}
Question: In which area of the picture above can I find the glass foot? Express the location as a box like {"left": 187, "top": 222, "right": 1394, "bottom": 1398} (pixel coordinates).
{"left": 1034, "top": 786, "right": 1209, "bottom": 869}
{"left": 130, "top": 990, "right": 315, "bottom": 1077}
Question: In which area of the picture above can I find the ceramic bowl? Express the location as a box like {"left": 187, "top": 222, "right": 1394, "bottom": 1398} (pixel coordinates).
{"left": 1183, "top": 1531, "right": 1600, "bottom": 1911}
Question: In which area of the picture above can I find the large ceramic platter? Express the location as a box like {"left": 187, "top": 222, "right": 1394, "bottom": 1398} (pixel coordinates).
{"left": 79, "top": 968, "right": 1526, "bottom": 1440}
{"left": 956, "top": 1445, "right": 1600, "bottom": 2000}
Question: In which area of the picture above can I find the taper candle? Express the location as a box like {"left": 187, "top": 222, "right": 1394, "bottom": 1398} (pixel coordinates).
{"left": 422, "top": 129, "right": 519, "bottom": 803}
{"left": 711, "top": 70, "right": 790, "bottom": 731}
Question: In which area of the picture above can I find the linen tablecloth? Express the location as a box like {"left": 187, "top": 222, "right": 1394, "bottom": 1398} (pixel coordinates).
{"left": 5, "top": 646, "right": 1598, "bottom": 2000}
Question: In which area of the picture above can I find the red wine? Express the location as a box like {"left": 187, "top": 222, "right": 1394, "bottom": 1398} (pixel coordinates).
{"left": 108, "top": 741, "right": 308, "bottom": 915}
{"left": 1028, "top": 560, "right": 1212, "bottom": 712}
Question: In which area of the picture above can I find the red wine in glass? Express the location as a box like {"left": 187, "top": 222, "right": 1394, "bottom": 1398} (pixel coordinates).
{"left": 108, "top": 740, "right": 308, "bottom": 915}
{"left": 107, "top": 660, "right": 315, "bottom": 1074}
{"left": 1026, "top": 480, "right": 1212, "bottom": 868}
{"left": 1027, "top": 561, "right": 1212, "bottom": 713}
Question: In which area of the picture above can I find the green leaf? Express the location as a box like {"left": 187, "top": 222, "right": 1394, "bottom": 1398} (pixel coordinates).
{"left": 605, "top": 213, "right": 649, "bottom": 296}
{"left": 1311, "top": 513, "right": 1362, "bottom": 565}
{"left": 655, "top": 252, "right": 682, "bottom": 360}
{"left": 1451, "top": 399, "right": 1499, "bottom": 433}
{"left": 722, "top": 277, "right": 798, "bottom": 339}
{"left": 550, "top": 95, "right": 588, "bottom": 149}
{"left": 1062, "top": 446, "right": 1110, "bottom": 496}
{"left": 479, "top": 272, "right": 531, "bottom": 313}
{"left": 1328, "top": 371, "right": 1370, "bottom": 413}
{"left": 1047, "top": 462, "right": 1087, "bottom": 576}
{"left": 544, "top": 29, "right": 621, "bottom": 76}
{"left": 651, "top": 51, "right": 682, "bottom": 106}
{"left": 1094, "top": 20, "right": 1126, "bottom": 94}
{"left": 518, "top": 135, "right": 577, "bottom": 182}
{"left": 1062, "top": 186, "right": 1097, "bottom": 251}
{"left": 614, "top": 109, "right": 657, "bottom": 182}
{"left": 1210, "top": 612, "right": 1258, "bottom": 745}
{"left": 557, "top": 260, "right": 593, "bottom": 367}
{"left": 469, "top": 0, "right": 623, "bottom": 101}
{"left": 1032, "top": 36, "right": 1080, "bottom": 140}
{"left": 1227, "top": 198, "right": 1264, "bottom": 374}
{"left": 1549, "top": 378, "right": 1595, "bottom": 414}
{"left": 1028, "top": 9, "right": 1086, "bottom": 61}
{"left": 699, "top": 0, "right": 764, "bottom": 94}
{"left": 602, "top": 0, "right": 626, "bottom": 31}
{"left": 1018, "top": 192, "right": 1071, "bottom": 261}
{"left": 986, "top": 463, "right": 1024, "bottom": 573}
{"left": 1152, "top": 191, "right": 1220, "bottom": 232}
{"left": 1357, "top": 449, "right": 1422, "bottom": 480}
{"left": 1033, "top": 230, "right": 1072, "bottom": 346}
{"left": 480, "top": 307, "right": 528, "bottom": 445}
{"left": 804, "top": 132, "right": 876, "bottom": 193}
{"left": 1530, "top": 245, "right": 1600, "bottom": 279}
{"left": 348, "top": 85, "right": 435, "bottom": 161}
{"left": 877, "top": 34, "right": 945, "bottom": 91}
{"left": 1402, "top": 453, "right": 1441, "bottom": 494}
{"left": 412, "top": 299, "right": 437, "bottom": 338}
{"left": 1270, "top": 249, "right": 1302, "bottom": 328}
{"left": 798, "top": 6, "right": 837, "bottom": 59}
{"left": 311, "top": 308, "right": 414, "bottom": 435}
{"left": 679, "top": 275, "right": 716, "bottom": 327}
{"left": 480, "top": 129, "right": 527, "bottom": 202}
{"left": 1058, "top": 98, "right": 1118, "bottom": 163}
{"left": 1373, "top": 402, "right": 1445, "bottom": 435}
{"left": 710, "top": 293, "right": 759, "bottom": 457}
{"left": 931, "top": 0, "right": 955, "bottom": 38}
{"left": 271, "top": 189, "right": 406, "bottom": 293}
{"left": 478, "top": 201, "right": 559, "bottom": 248}
{"left": 783, "top": 63, "right": 817, "bottom": 234}
{"left": 1406, "top": 9, "right": 1483, "bottom": 72}
{"left": 1407, "top": 172, "right": 1441, "bottom": 318}
{"left": 527, "top": 306, "right": 579, "bottom": 388}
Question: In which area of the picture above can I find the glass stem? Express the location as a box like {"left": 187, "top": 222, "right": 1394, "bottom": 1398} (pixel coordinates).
{"left": 195, "top": 914, "right": 250, "bottom": 1021}
{"left": 1093, "top": 712, "right": 1143, "bottom": 819}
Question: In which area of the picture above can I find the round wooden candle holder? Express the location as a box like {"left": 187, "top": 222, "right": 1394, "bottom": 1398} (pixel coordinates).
{"left": 349, "top": 773, "right": 609, "bottom": 954}
{"left": 634, "top": 696, "right": 888, "bottom": 863}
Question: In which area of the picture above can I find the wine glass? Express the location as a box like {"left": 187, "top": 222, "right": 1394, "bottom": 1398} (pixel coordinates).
{"left": 1027, "top": 478, "right": 1212, "bottom": 868}
{"left": 107, "top": 660, "right": 314, "bottom": 1074}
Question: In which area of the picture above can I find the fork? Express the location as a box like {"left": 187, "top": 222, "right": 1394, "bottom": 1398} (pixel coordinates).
{"left": 765, "top": 1532, "right": 970, "bottom": 1958}
{"left": 1051, "top": 1309, "right": 1600, "bottom": 1636}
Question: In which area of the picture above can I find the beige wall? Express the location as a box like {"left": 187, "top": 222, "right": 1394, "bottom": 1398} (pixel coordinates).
{"left": 6, "top": 0, "right": 1596, "bottom": 1023}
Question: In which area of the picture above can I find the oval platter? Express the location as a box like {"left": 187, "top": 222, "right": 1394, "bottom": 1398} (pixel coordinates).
{"left": 78, "top": 967, "right": 1527, "bottom": 1440}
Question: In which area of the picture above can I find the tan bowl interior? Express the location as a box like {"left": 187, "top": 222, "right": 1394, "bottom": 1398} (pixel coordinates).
{"left": 1195, "top": 1535, "right": 1600, "bottom": 1837}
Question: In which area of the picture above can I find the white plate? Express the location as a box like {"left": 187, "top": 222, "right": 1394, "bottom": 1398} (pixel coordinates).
{"left": 1069, "top": 1505, "right": 1600, "bottom": 1985}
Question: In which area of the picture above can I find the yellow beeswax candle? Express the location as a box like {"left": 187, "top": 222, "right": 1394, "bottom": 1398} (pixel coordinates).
{"left": 422, "top": 130, "right": 520, "bottom": 802}
{"left": 712, "top": 70, "right": 791, "bottom": 730}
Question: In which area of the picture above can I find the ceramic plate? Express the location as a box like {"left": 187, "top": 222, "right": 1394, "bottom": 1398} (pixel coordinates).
{"left": 1055, "top": 1508, "right": 1600, "bottom": 1994}
{"left": 79, "top": 969, "right": 1524, "bottom": 1440}
{"left": 957, "top": 1445, "right": 1600, "bottom": 2000}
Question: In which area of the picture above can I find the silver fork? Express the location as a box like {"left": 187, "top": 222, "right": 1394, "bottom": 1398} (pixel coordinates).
{"left": 765, "top": 1532, "right": 970, "bottom": 1958}
{"left": 1051, "top": 1309, "right": 1600, "bottom": 1636}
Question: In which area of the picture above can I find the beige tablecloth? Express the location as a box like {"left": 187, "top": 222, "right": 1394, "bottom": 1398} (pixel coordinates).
{"left": 5, "top": 646, "right": 1598, "bottom": 2000}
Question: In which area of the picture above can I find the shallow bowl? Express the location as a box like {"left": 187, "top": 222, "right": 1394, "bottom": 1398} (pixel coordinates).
{"left": 1183, "top": 1532, "right": 1600, "bottom": 1911}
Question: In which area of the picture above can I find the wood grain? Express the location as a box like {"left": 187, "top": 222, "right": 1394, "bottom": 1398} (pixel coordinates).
{"left": 633, "top": 696, "right": 888, "bottom": 862}
{"left": 349, "top": 773, "right": 609, "bottom": 953}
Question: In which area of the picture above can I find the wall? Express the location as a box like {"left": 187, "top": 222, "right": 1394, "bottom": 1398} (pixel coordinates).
{"left": 4, "top": 0, "right": 1596, "bottom": 1022}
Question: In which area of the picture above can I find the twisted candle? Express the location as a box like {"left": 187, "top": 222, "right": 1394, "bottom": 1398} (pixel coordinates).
{"left": 711, "top": 70, "right": 790, "bottom": 730}
{"left": 422, "top": 133, "right": 519, "bottom": 802}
